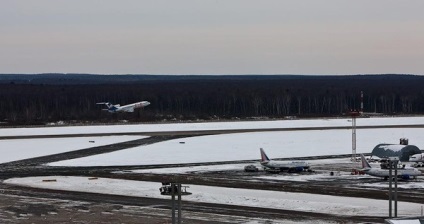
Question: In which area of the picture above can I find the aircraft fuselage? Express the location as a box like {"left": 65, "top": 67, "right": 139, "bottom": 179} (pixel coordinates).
{"left": 261, "top": 161, "right": 309, "bottom": 171}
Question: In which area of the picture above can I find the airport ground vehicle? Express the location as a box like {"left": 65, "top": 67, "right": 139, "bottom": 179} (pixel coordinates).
{"left": 159, "top": 183, "right": 192, "bottom": 195}
{"left": 244, "top": 165, "right": 259, "bottom": 172}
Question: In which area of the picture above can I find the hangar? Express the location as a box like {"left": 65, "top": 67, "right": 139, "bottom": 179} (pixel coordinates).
{"left": 371, "top": 138, "right": 421, "bottom": 162}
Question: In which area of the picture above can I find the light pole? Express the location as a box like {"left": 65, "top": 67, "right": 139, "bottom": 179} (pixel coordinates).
{"left": 388, "top": 157, "right": 399, "bottom": 218}
{"left": 349, "top": 110, "right": 360, "bottom": 161}
{"left": 171, "top": 183, "right": 183, "bottom": 224}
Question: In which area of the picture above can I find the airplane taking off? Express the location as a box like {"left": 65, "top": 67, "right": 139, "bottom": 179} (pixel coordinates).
{"left": 260, "top": 148, "right": 309, "bottom": 173}
{"left": 97, "top": 101, "right": 150, "bottom": 113}
{"left": 360, "top": 154, "right": 421, "bottom": 180}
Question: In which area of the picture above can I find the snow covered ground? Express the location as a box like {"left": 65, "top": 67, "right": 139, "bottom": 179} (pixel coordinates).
{"left": 1, "top": 116, "right": 423, "bottom": 167}
{"left": 1, "top": 116, "right": 424, "bottom": 137}
{"left": 4, "top": 176, "right": 424, "bottom": 217}
{"left": 48, "top": 127, "right": 424, "bottom": 167}
{"left": 0, "top": 136, "right": 145, "bottom": 163}
{"left": 122, "top": 158, "right": 352, "bottom": 175}
{"left": 3, "top": 117, "right": 424, "bottom": 221}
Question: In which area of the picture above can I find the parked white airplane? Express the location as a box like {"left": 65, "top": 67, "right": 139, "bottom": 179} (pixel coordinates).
{"left": 260, "top": 148, "right": 309, "bottom": 173}
{"left": 97, "top": 101, "right": 150, "bottom": 113}
{"left": 409, "top": 153, "right": 424, "bottom": 162}
{"left": 409, "top": 153, "right": 424, "bottom": 167}
{"left": 360, "top": 154, "right": 421, "bottom": 180}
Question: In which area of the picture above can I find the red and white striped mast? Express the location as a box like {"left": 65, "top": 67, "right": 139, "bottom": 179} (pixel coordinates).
{"left": 360, "top": 91, "right": 364, "bottom": 114}
{"left": 350, "top": 110, "right": 360, "bottom": 161}
{"left": 349, "top": 91, "right": 363, "bottom": 161}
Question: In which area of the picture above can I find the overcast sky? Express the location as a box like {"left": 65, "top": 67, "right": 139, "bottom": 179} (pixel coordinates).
{"left": 1, "top": 0, "right": 423, "bottom": 75}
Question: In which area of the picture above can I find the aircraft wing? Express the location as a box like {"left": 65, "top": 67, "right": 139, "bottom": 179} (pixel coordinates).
{"left": 357, "top": 168, "right": 371, "bottom": 172}
{"left": 125, "top": 107, "right": 134, "bottom": 112}
{"left": 119, "top": 104, "right": 135, "bottom": 112}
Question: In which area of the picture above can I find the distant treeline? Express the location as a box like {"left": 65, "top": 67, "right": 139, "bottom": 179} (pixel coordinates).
{"left": 1, "top": 74, "right": 424, "bottom": 125}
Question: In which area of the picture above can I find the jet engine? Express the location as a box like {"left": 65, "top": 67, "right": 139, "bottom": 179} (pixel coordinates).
{"left": 401, "top": 174, "right": 410, "bottom": 180}
{"left": 288, "top": 167, "right": 304, "bottom": 173}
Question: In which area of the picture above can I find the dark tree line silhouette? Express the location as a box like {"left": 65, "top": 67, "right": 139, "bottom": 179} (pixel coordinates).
{"left": 1, "top": 74, "right": 424, "bottom": 125}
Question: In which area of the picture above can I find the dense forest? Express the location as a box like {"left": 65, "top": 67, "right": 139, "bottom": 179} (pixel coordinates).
{"left": 0, "top": 74, "right": 423, "bottom": 125}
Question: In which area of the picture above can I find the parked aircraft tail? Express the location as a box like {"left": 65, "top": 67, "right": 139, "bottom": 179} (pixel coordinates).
{"left": 360, "top": 154, "right": 372, "bottom": 170}
{"left": 260, "top": 148, "right": 270, "bottom": 163}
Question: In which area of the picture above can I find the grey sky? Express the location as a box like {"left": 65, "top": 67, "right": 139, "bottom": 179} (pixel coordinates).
{"left": 1, "top": 0, "right": 423, "bottom": 75}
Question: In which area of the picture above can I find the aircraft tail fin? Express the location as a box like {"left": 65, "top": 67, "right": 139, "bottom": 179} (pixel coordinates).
{"left": 260, "top": 148, "right": 270, "bottom": 163}
{"left": 97, "top": 102, "right": 117, "bottom": 112}
{"left": 360, "top": 154, "right": 372, "bottom": 170}
{"left": 96, "top": 102, "right": 113, "bottom": 108}
{"left": 105, "top": 102, "right": 114, "bottom": 109}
